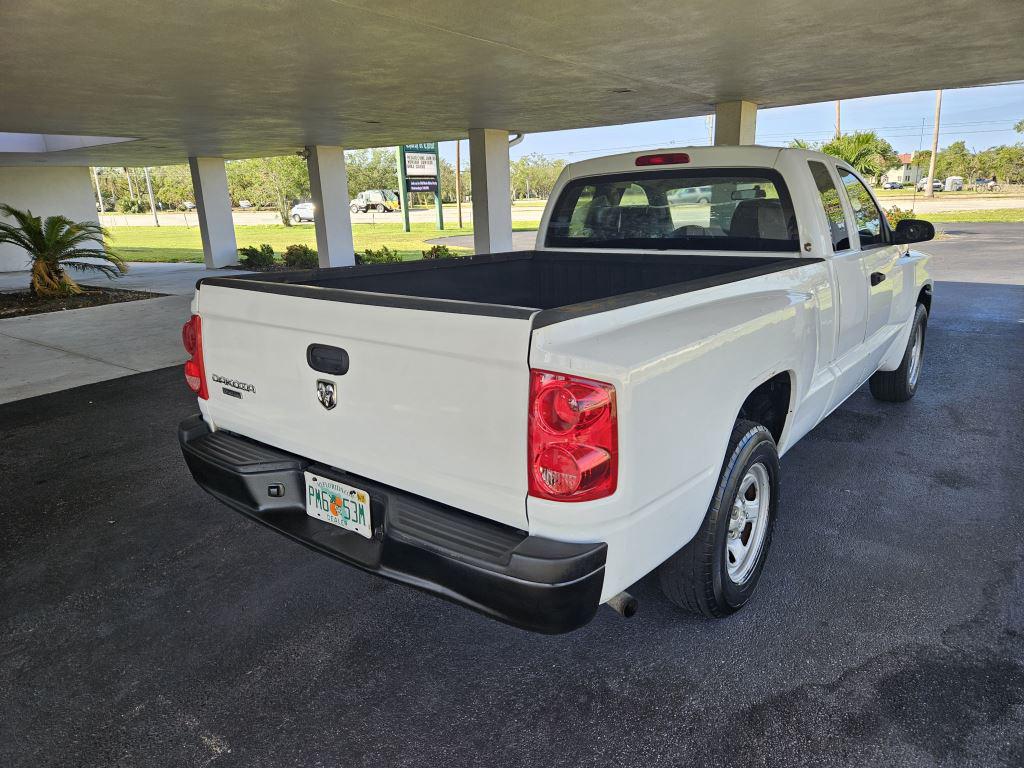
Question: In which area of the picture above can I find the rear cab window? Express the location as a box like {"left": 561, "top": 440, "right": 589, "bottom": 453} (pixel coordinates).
{"left": 545, "top": 168, "right": 799, "bottom": 252}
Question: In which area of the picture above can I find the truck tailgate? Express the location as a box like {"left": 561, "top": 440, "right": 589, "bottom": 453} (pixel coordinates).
{"left": 195, "top": 283, "right": 536, "bottom": 529}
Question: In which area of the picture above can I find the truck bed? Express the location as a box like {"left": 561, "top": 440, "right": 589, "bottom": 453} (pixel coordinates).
{"left": 201, "top": 250, "right": 820, "bottom": 327}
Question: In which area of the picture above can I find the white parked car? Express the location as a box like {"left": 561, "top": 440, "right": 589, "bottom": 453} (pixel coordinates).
{"left": 289, "top": 201, "right": 315, "bottom": 222}
{"left": 179, "top": 146, "right": 935, "bottom": 633}
{"left": 238, "top": 199, "right": 254, "bottom": 209}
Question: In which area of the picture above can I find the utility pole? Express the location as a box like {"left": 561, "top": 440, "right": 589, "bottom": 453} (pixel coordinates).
{"left": 455, "top": 139, "right": 463, "bottom": 228}
{"left": 144, "top": 167, "right": 160, "bottom": 226}
{"left": 92, "top": 167, "right": 105, "bottom": 213}
{"left": 835, "top": 100, "right": 841, "bottom": 138}
{"left": 925, "top": 89, "right": 943, "bottom": 198}
{"left": 705, "top": 114, "right": 714, "bottom": 145}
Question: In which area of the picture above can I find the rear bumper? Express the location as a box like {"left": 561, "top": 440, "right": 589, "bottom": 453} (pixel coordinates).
{"left": 178, "top": 415, "right": 606, "bottom": 633}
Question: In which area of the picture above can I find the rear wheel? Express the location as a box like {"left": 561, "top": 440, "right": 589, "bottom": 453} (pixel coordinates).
{"left": 658, "top": 419, "right": 780, "bottom": 617}
{"left": 869, "top": 303, "right": 927, "bottom": 402}
{"left": 292, "top": 214, "right": 301, "bottom": 223}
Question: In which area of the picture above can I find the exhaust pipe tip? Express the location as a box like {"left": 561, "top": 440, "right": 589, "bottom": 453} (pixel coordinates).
{"left": 606, "top": 591, "right": 638, "bottom": 619}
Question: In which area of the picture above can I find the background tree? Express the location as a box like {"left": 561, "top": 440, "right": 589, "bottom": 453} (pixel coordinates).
{"left": 344, "top": 148, "right": 399, "bottom": 196}
{"left": 151, "top": 165, "right": 194, "bottom": 208}
{"left": 1015, "top": 118, "right": 1024, "bottom": 134}
{"left": 510, "top": 153, "right": 565, "bottom": 200}
{"left": 976, "top": 145, "right": 1024, "bottom": 183}
{"left": 226, "top": 156, "right": 310, "bottom": 225}
{"left": 909, "top": 150, "right": 932, "bottom": 173}
{"left": 935, "top": 140, "right": 977, "bottom": 180}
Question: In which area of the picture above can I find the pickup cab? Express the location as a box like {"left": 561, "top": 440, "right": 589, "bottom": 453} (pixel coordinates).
{"left": 179, "top": 146, "right": 935, "bottom": 633}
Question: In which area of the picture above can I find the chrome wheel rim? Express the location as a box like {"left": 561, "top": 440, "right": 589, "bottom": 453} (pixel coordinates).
{"left": 726, "top": 462, "right": 771, "bottom": 585}
{"left": 908, "top": 322, "right": 924, "bottom": 388}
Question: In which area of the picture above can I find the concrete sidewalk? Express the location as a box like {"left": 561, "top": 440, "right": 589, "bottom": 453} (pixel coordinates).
{"left": 0, "top": 261, "right": 250, "bottom": 403}
{"left": 0, "top": 260, "right": 250, "bottom": 296}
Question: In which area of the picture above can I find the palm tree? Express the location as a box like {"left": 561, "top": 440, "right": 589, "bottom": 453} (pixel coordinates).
{"left": 819, "top": 131, "right": 899, "bottom": 181}
{"left": 0, "top": 204, "right": 126, "bottom": 297}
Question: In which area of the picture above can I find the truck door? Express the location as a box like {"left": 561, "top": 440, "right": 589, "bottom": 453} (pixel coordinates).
{"left": 836, "top": 168, "right": 900, "bottom": 355}
{"left": 807, "top": 161, "right": 864, "bottom": 362}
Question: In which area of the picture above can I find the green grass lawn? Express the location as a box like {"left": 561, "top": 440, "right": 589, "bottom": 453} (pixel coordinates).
{"left": 872, "top": 188, "right": 1018, "bottom": 198}
{"left": 924, "top": 208, "right": 1024, "bottom": 223}
{"left": 108, "top": 221, "right": 540, "bottom": 263}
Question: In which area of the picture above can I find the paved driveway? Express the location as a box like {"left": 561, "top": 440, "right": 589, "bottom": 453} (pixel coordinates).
{"left": 1, "top": 226, "right": 1022, "bottom": 767}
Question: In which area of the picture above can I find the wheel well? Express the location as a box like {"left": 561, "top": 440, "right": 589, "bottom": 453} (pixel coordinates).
{"left": 918, "top": 284, "right": 932, "bottom": 313}
{"left": 738, "top": 372, "right": 792, "bottom": 445}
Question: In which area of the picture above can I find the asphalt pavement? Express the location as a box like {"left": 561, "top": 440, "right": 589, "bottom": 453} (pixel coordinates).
{"left": 1, "top": 225, "right": 1022, "bottom": 767}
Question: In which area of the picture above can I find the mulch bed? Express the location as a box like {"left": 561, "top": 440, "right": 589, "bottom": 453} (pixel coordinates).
{"left": 0, "top": 287, "right": 165, "bottom": 319}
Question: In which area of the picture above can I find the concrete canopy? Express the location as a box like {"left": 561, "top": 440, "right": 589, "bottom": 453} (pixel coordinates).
{"left": 2, "top": 0, "right": 1022, "bottom": 167}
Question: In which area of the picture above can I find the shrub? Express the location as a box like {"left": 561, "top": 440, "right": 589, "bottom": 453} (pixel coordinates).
{"left": 357, "top": 246, "right": 402, "bottom": 265}
{"left": 238, "top": 243, "right": 276, "bottom": 269}
{"left": 885, "top": 206, "right": 915, "bottom": 228}
{"left": 283, "top": 243, "right": 319, "bottom": 268}
{"left": 117, "top": 198, "right": 144, "bottom": 214}
{"left": 421, "top": 244, "right": 455, "bottom": 260}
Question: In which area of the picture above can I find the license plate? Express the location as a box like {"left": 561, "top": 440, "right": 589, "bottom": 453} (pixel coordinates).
{"left": 304, "top": 472, "right": 372, "bottom": 539}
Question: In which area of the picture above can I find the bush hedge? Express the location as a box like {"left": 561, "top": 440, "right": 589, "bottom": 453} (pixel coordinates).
{"left": 283, "top": 243, "right": 319, "bottom": 268}
{"left": 357, "top": 246, "right": 401, "bottom": 265}
{"left": 238, "top": 243, "right": 276, "bottom": 269}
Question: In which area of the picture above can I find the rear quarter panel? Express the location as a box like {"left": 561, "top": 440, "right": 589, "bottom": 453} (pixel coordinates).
{"left": 527, "top": 261, "right": 829, "bottom": 599}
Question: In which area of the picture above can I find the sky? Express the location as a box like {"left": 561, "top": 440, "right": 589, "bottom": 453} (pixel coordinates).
{"left": 436, "top": 82, "right": 1024, "bottom": 166}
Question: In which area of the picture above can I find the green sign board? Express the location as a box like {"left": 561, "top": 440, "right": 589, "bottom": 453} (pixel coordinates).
{"left": 403, "top": 142, "right": 438, "bottom": 154}
{"left": 397, "top": 142, "right": 443, "bottom": 232}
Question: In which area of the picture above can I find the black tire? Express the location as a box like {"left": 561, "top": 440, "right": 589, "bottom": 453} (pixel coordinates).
{"left": 658, "top": 419, "right": 780, "bottom": 617}
{"left": 376, "top": 203, "right": 386, "bottom": 213}
{"left": 292, "top": 214, "right": 301, "bottom": 223}
{"left": 869, "top": 303, "right": 928, "bottom": 402}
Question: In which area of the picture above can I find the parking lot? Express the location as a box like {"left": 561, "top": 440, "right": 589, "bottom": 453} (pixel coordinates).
{"left": 2, "top": 225, "right": 1022, "bottom": 767}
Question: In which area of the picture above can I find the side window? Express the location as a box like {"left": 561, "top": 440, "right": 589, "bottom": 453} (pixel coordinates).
{"left": 808, "top": 161, "right": 850, "bottom": 251}
{"left": 838, "top": 169, "right": 885, "bottom": 247}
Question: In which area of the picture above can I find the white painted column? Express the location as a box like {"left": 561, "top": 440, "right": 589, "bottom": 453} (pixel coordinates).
{"left": 306, "top": 145, "right": 355, "bottom": 267}
{"left": 188, "top": 157, "right": 237, "bottom": 268}
{"left": 468, "top": 128, "right": 513, "bottom": 254}
{"left": 713, "top": 101, "right": 758, "bottom": 146}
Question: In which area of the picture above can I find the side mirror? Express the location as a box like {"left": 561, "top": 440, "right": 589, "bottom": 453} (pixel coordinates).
{"left": 893, "top": 218, "right": 935, "bottom": 244}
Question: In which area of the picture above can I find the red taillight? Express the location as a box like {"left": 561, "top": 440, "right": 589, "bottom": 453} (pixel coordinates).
{"left": 181, "top": 314, "right": 208, "bottom": 399}
{"left": 181, "top": 319, "right": 198, "bottom": 357}
{"left": 635, "top": 152, "right": 690, "bottom": 167}
{"left": 529, "top": 370, "right": 617, "bottom": 502}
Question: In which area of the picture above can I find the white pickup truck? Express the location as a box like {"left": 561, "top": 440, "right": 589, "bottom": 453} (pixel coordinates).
{"left": 179, "top": 146, "right": 935, "bottom": 633}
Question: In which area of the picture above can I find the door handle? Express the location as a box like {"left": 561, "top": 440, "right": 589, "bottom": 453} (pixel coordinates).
{"left": 307, "top": 344, "right": 349, "bottom": 375}
{"left": 870, "top": 272, "right": 886, "bottom": 286}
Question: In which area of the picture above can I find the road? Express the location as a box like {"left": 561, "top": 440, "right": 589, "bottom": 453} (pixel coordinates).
{"left": 1, "top": 225, "right": 1022, "bottom": 767}
{"left": 100, "top": 205, "right": 545, "bottom": 227}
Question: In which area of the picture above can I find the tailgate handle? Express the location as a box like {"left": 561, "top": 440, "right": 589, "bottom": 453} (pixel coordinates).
{"left": 307, "top": 344, "right": 349, "bottom": 375}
